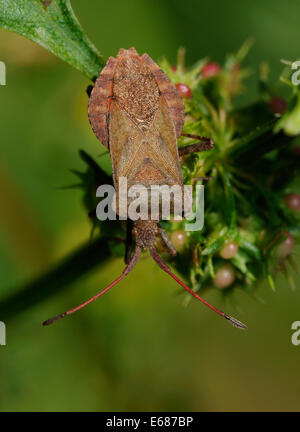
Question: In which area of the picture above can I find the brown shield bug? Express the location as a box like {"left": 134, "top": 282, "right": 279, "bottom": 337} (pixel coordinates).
{"left": 43, "top": 48, "right": 246, "bottom": 330}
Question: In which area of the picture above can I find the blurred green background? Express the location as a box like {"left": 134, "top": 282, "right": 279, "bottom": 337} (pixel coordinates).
{"left": 0, "top": 0, "right": 300, "bottom": 412}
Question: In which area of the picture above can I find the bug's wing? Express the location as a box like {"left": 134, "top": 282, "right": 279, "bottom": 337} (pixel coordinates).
{"left": 109, "top": 96, "right": 184, "bottom": 219}
{"left": 144, "top": 96, "right": 183, "bottom": 186}
{"left": 109, "top": 97, "right": 182, "bottom": 189}
{"left": 88, "top": 57, "right": 117, "bottom": 149}
{"left": 108, "top": 100, "right": 144, "bottom": 189}
{"left": 141, "top": 54, "right": 185, "bottom": 138}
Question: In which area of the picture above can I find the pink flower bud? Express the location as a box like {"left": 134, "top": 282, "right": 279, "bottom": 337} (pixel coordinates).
{"left": 201, "top": 62, "right": 221, "bottom": 78}
{"left": 214, "top": 265, "right": 235, "bottom": 289}
{"left": 175, "top": 83, "right": 192, "bottom": 99}
{"left": 284, "top": 194, "right": 300, "bottom": 212}
{"left": 219, "top": 242, "right": 239, "bottom": 259}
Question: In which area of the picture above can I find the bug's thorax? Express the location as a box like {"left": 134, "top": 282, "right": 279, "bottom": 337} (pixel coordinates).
{"left": 113, "top": 50, "right": 160, "bottom": 129}
{"left": 132, "top": 220, "right": 159, "bottom": 250}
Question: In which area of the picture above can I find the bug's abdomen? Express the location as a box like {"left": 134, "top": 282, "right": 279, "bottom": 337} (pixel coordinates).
{"left": 88, "top": 57, "right": 117, "bottom": 148}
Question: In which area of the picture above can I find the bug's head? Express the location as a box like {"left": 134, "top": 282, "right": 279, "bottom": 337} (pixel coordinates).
{"left": 132, "top": 220, "right": 159, "bottom": 250}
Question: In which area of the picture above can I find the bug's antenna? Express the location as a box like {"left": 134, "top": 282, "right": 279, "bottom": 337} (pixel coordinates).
{"left": 149, "top": 246, "right": 247, "bottom": 330}
{"left": 43, "top": 247, "right": 141, "bottom": 326}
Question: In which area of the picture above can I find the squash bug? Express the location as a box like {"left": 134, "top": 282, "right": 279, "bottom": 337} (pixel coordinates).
{"left": 43, "top": 48, "right": 246, "bottom": 330}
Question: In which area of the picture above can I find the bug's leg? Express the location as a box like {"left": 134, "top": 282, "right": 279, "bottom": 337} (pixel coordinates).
{"left": 125, "top": 219, "right": 134, "bottom": 264}
{"left": 158, "top": 227, "right": 177, "bottom": 256}
{"left": 86, "top": 85, "right": 94, "bottom": 97}
{"left": 179, "top": 134, "right": 214, "bottom": 156}
{"left": 86, "top": 76, "right": 97, "bottom": 97}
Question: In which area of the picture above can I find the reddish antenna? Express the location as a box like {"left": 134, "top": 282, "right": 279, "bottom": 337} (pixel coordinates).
{"left": 43, "top": 247, "right": 141, "bottom": 326}
{"left": 43, "top": 245, "right": 246, "bottom": 330}
{"left": 149, "top": 246, "right": 247, "bottom": 330}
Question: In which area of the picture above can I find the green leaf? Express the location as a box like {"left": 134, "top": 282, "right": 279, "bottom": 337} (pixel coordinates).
{"left": 228, "top": 119, "right": 293, "bottom": 167}
{"left": 207, "top": 255, "right": 215, "bottom": 278}
{"left": 201, "top": 234, "right": 227, "bottom": 255}
{"left": 275, "top": 90, "right": 300, "bottom": 136}
{"left": 0, "top": 0, "right": 105, "bottom": 79}
{"left": 218, "top": 166, "right": 237, "bottom": 230}
{"left": 231, "top": 251, "right": 256, "bottom": 281}
{"left": 227, "top": 119, "right": 276, "bottom": 161}
{"left": 239, "top": 239, "right": 262, "bottom": 260}
{"left": 267, "top": 274, "right": 276, "bottom": 292}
